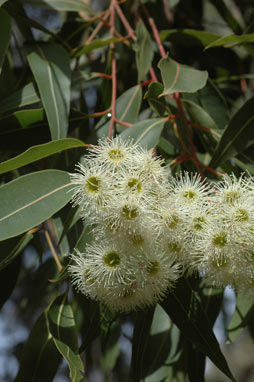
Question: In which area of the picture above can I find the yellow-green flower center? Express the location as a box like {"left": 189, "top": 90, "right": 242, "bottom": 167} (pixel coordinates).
{"left": 183, "top": 190, "right": 196, "bottom": 200}
{"left": 86, "top": 176, "right": 101, "bottom": 193}
{"left": 83, "top": 269, "right": 95, "bottom": 284}
{"left": 193, "top": 216, "right": 206, "bottom": 231}
{"left": 166, "top": 214, "right": 179, "bottom": 229}
{"left": 121, "top": 205, "right": 139, "bottom": 220}
{"left": 127, "top": 177, "right": 142, "bottom": 194}
{"left": 235, "top": 208, "right": 249, "bottom": 222}
{"left": 146, "top": 260, "right": 159, "bottom": 275}
{"left": 168, "top": 241, "right": 182, "bottom": 253}
{"left": 103, "top": 251, "right": 121, "bottom": 268}
{"left": 225, "top": 190, "right": 240, "bottom": 205}
{"left": 212, "top": 232, "right": 227, "bottom": 248}
{"left": 108, "top": 148, "right": 125, "bottom": 162}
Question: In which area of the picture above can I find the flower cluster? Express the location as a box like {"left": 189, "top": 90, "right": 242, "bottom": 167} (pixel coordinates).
{"left": 69, "top": 137, "right": 254, "bottom": 312}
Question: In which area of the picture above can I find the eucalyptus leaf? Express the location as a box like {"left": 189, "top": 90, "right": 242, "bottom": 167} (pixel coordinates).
{"left": 205, "top": 33, "right": 254, "bottom": 50}
{"left": 0, "top": 83, "right": 40, "bottom": 114}
{"left": 27, "top": 43, "right": 71, "bottom": 140}
{"left": 0, "top": 8, "right": 11, "bottom": 74}
{"left": 0, "top": 170, "right": 73, "bottom": 241}
{"left": 135, "top": 19, "right": 154, "bottom": 82}
{"left": 20, "top": 0, "right": 95, "bottom": 14}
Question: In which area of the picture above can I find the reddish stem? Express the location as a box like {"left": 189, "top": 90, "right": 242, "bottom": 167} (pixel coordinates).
{"left": 108, "top": 0, "right": 117, "bottom": 140}
{"left": 115, "top": 119, "right": 133, "bottom": 127}
{"left": 85, "top": 9, "right": 110, "bottom": 45}
{"left": 115, "top": 2, "right": 137, "bottom": 41}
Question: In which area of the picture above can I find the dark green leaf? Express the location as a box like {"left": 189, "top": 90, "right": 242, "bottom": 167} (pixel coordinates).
{"left": 0, "top": 170, "right": 73, "bottom": 241}
{"left": 205, "top": 34, "right": 254, "bottom": 50}
{"left": 73, "top": 38, "right": 120, "bottom": 57}
{"left": 135, "top": 19, "right": 154, "bottom": 82}
{"left": 0, "top": 83, "right": 40, "bottom": 114}
{"left": 144, "top": 82, "right": 168, "bottom": 116}
{"left": 27, "top": 43, "right": 71, "bottom": 140}
{"left": 0, "top": 255, "right": 21, "bottom": 308}
{"left": 14, "top": 312, "right": 62, "bottom": 382}
{"left": 0, "top": 0, "right": 8, "bottom": 6}
{"left": 0, "top": 109, "right": 44, "bottom": 131}
{"left": 209, "top": 0, "right": 242, "bottom": 35}
{"left": 161, "top": 278, "right": 235, "bottom": 381}
{"left": 20, "top": 0, "right": 95, "bottom": 14}
{"left": 160, "top": 28, "right": 220, "bottom": 47}
{"left": 227, "top": 292, "right": 254, "bottom": 343}
{"left": 209, "top": 97, "right": 254, "bottom": 168}
{"left": 130, "top": 307, "right": 155, "bottom": 382}
{"left": 158, "top": 56, "right": 208, "bottom": 95}
{"left": 53, "top": 339, "right": 84, "bottom": 382}
{"left": 0, "top": 8, "right": 11, "bottom": 74}
{"left": 0, "top": 232, "right": 33, "bottom": 270}
{"left": 0, "top": 138, "right": 86, "bottom": 174}
{"left": 120, "top": 118, "right": 166, "bottom": 148}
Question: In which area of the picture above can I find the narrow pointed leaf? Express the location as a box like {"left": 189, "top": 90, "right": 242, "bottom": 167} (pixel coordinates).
{"left": 160, "top": 28, "right": 220, "bottom": 47}
{"left": 0, "top": 82, "right": 40, "bottom": 114}
{"left": 0, "top": 170, "right": 73, "bottom": 241}
{"left": 0, "top": 233, "right": 33, "bottom": 270}
{"left": 48, "top": 294, "right": 84, "bottom": 382}
{"left": 120, "top": 118, "right": 166, "bottom": 148}
{"left": 0, "top": 0, "right": 8, "bottom": 6}
{"left": 161, "top": 278, "right": 235, "bottom": 381}
{"left": 205, "top": 34, "right": 254, "bottom": 50}
{"left": 135, "top": 19, "right": 154, "bottom": 82}
{"left": 158, "top": 56, "right": 208, "bottom": 95}
{"left": 27, "top": 43, "right": 71, "bottom": 140}
{"left": 0, "top": 256, "right": 21, "bottom": 308}
{"left": 73, "top": 38, "right": 120, "bottom": 57}
{"left": 209, "top": 97, "right": 254, "bottom": 168}
{"left": 0, "top": 138, "right": 86, "bottom": 174}
{"left": 130, "top": 307, "right": 155, "bottom": 382}
{"left": 227, "top": 292, "right": 254, "bottom": 343}
{"left": 15, "top": 312, "right": 62, "bottom": 382}
{"left": 209, "top": 0, "right": 242, "bottom": 35}
{"left": 0, "top": 8, "right": 11, "bottom": 74}
{"left": 20, "top": 0, "right": 95, "bottom": 14}
{"left": 96, "top": 85, "right": 142, "bottom": 136}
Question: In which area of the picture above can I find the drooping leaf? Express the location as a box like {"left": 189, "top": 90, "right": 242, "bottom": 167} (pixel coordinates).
{"left": 159, "top": 28, "right": 220, "bottom": 47}
{"left": 181, "top": 99, "right": 218, "bottom": 130}
{"left": 27, "top": 43, "right": 71, "bottom": 140}
{"left": 0, "top": 0, "right": 8, "bottom": 6}
{"left": 120, "top": 118, "right": 166, "bottom": 148}
{"left": 0, "top": 170, "right": 73, "bottom": 241}
{"left": 0, "top": 8, "right": 11, "bottom": 74}
{"left": 0, "top": 109, "right": 44, "bottom": 131}
{"left": 96, "top": 85, "right": 142, "bottom": 137}
{"left": 209, "top": 0, "right": 242, "bottom": 35}
{"left": 227, "top": 292, "right": 254, "bottom": 343}
{"left": 20, "top": 0, "right": 95, "bottom": 14}
{"left": 158, "top": 56, "right": 208, "bottom": 95}
{"left": 14, "top": 312, "right": 62, "bottom": 382}
{"left": 209, "top": 97, "right": 254, "bottom": 168}
{"left": 0, "top": 138, "right": 86, "bottom": 174}
{"left": 0, "top": 232, "right": 33, "bottom": 270}
{"left": 72, "top": 38, "right": 120, "bottom": 57}
{"left": 205, "top": 34, "right": 254, "bottom": 50}
{"left": 130, "top": 307, "right": 155, "bottom": 382}
{"left": 0, "top": 255, "right": 21, "bottom": 309}
{"left": 135, "top": 19, "right": 154, "bottom": 82}
{"left": 0, "top": 83, "right": 40, "bottom": 114}
{"left": 47, "top": 294, "right": 85, "bottom": 382}
{"left": 144, "top": 82, "right": 168, "bottom": 116}
{"left": 161, "top": 278, "right": 235, "bottom": 381}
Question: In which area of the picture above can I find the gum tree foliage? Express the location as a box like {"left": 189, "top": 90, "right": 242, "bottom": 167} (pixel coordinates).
{"left": 0, "top": 0, "right": 254, "bottom": 381}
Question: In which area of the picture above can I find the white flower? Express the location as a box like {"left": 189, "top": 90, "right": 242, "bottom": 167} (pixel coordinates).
{"left": 212, "top": 173, "right": 250, "bottom": 206}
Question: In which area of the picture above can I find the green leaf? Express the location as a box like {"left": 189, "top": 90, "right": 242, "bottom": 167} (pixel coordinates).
{"left": 130, "top": 307, "right": 155, "bottom": 382}
{"left": 144, "top": 82, "right": 168, "bottom": 116}
{"left": 0, "top": 83, "right": 40, "bottom": 114}
{"left": 0, "top": 232, "right": 33, "bottom": 270}
{"left": 120, "top": 118, "right": 166, "bottom": 148}
{"left": 48, "top": 294, "right": 85, "bottom": 382}
{"left": 181, "top": 99, "right": 218, "bottom": 130}
{"left": 209, "top": 97, "right": 254, "bottom": 168}
{"left": 14, "top": 312, "right": 62, "bottom": 382}
{"left": 20, "top": 0, "right": 95, "bottom": 14}
{"left": 0, "top": 255, "right": 21, "bottom": 308}
{"left": 158, "top": 56, "right": 208, "bottom": 95}
{"left": 135, "top": 19, "right": 154, "bottom": 82}
{"left": 205, "top": 33, "right": 254, "bottom": 50}
{"left": 0, "top": 170, "right": 73, "bottom": 241}
{"left": 209, "top": 0, "right": 242, "bottom": 35}
{"left": 0, "top": 8, "right": 11, "bottom": 74}
{"left": 0, "top": 109, "right": 44, "bottom": 131}
{"left": 161, "top": 278, "right": 235, "bottom": 382}
{"left": 53, "top": 339, "right": 84, "bottom": 382}
{"left": 159, "top": 28, "right": 220, "bottom": 47}
{"left": 0, "top": 0, "right": 8, "bottom": 6}
{"left": 227, "top": 292, "right": 254, "bottom": 343}
{"left": 0, "top": 138, "right": 86, "bottom": 174}
{"left": 73, "top": 38, "right": 120, "bottom": 57}
{"left": 27, "top": 43, "right": 71, "bottom": 140}
{"left": 96, "top": 85, "right": 142, "bottom": 136}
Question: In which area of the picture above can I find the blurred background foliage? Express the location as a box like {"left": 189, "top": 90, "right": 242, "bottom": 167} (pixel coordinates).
{"left": 0, "top": 0, "right": 254, "bottom": 381}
